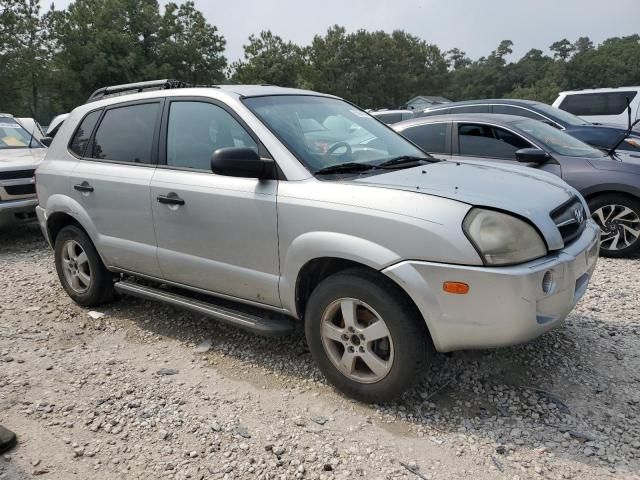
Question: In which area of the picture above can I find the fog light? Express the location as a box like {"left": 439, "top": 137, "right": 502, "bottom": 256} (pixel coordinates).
{"left": 542, "top": 270, "right": 555, "bottom": 294}
{"left": 443, "top": 282, "right": 469, "bottom": 294}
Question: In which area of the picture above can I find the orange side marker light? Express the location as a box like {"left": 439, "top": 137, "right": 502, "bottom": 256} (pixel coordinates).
{"left": 443, "top": 282, "right": 469, "bottom": 294}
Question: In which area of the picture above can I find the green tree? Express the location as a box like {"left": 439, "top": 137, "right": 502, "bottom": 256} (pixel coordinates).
{"left": 574, "top": 36, "right": 594, "bottom": 54}
{"left": 446, "top": 48, "right": 471, "bottom": 70}
{"left": 158, "top": 1, "right": 226, "bottom": 84}
{"left": 230, "top": 30, "right": 307, "bottom": 87}
{"left": 550, "top": 38, "right": 575, "bottom": 60}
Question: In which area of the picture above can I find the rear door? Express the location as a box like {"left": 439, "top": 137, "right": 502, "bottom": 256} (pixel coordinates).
{"left": 452, "top": 121, "right": 562, "bottom": 177}
{"left": 150, "top": 97, "right": 281, "bottom": 307}
{"left": 68, "top": 100, "right": 163, "bottom": 277}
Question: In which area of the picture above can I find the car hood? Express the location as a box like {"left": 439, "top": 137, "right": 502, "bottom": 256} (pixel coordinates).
{"left": 352, "top": 159, "right": 580, "bottom": 250}
{"left": 0, "top": 148, "right": 47, "bottom": 171}
{"left": 590, "top": 151, "right": 640, "bottom": 174}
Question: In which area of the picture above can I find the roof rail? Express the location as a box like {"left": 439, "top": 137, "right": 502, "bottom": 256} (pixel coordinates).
{"left": 86, "top": 79, "right": 190, "bottom": 103}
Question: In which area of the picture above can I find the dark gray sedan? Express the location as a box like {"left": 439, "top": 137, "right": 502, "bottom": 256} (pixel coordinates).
{"left": 393, "top": 113, "right": 640, "bottom": 257}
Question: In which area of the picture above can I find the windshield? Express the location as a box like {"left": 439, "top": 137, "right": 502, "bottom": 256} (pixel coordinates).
{"left": 0, "top": 118, "right": 43, "bottom": 149}
{"left": 533, "top": 103, "right": 590, "bottom": 126}
{"left": 513, "top": 118, "right": 604, "bottom": 158}
{"left": 243, "top": 95, "right": 428, "bottom": 173}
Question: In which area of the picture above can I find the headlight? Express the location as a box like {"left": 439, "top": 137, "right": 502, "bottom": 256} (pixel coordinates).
{"left": 463, "top": 208, "right": 547, "bottom": 265}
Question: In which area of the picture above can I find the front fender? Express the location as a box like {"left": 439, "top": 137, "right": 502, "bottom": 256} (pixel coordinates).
{"left": 279, "top": 231, "right": 400, "bottom": 315}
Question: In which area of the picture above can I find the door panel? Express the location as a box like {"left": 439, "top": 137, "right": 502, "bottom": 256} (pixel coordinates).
{"left": 151, "top": 170, "right": 280, "bottom": 306}
{"left": 70, "top": 162, "right": 161, "bottom": 276}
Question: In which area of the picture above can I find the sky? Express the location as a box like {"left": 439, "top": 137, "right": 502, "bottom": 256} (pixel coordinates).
{"left": 53, "top": 0, "right": 640, "bottom": 62}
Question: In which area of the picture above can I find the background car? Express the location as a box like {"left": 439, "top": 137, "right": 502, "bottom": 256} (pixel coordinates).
{"left": 0, "top": 114, "right": 47, "bottom": 228}
{"left": 370, "top": 109, "right": 415, "bottom": 125}
{"left": 554, "top": 87, "right": 640, "bottom": 129}
{"left": 419, "top": 99, "right": 640, "bottom": 153}
{"left": 393, "top": 113, "right": 640, "bottom": 257}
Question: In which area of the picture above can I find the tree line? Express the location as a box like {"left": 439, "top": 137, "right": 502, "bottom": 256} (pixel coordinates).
{"left": 2, "top": 0, "right": 639, "bottom": 124}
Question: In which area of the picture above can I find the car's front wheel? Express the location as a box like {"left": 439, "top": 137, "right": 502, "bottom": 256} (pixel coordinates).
{"left": 54, "top": 225, "right": 116, "bottom": 306}
{"left": 589, "top": 194, "right": 640, "bottom": 257}
{"left": 305, "top": 268, "right": 432, "bottom": 403}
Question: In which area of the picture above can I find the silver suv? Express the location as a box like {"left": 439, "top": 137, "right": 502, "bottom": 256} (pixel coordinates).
{"left": 36, "top": 81, "right": 600, "bottom": 401}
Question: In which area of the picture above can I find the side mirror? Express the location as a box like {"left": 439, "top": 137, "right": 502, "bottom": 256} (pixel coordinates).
{"left": 211, "top": 147, "right": 275, "bottom": 179}
{"left": 515, "top": 148, "right": 550, "bottom": 164}
{"left": 40, "top": 136, "right": 53, "bottom": 147}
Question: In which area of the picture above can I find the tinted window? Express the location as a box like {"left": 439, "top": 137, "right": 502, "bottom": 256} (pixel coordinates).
{"left": 166, "top": 102, "right": 258, "bottom": 170}
{"left": 451, "top": 105, "right": 490, "bottom": 114}
{"left": 375, "top": 112, "right": 402, "bottom": 124}
{"left": 458, "top": 123, "right": 532, "bottom": 159}
{"left": 69, "top": 110, "right": 101, "bottom": 157}
{"left": 402, "top": 123, "right": 448, "bottom": 153}
{"left": 91, "top": 103, "right": 159, "bottom": 163}
{"left": 559, "top": 92, "right": 638, "bottom": 116}
{"left": 492, "top": 105, "right": 545, "bottom": 121}
{"left": 512, "top": 119, "right": 604, "bottom": 159}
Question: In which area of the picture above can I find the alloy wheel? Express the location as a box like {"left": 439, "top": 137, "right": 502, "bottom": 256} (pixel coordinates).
{"left": 592, "top": 204, "right": 640, "bottom": 252}
{"left": 320, "top": 298, "right": 394, "bottom": 384}
{"left": 61, "top": 239, "right": 92, "bottom": 293}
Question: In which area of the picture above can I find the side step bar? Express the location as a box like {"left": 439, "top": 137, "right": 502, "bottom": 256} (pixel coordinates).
{"left": 114, "top": 281, "right": 295, "bottom": 337}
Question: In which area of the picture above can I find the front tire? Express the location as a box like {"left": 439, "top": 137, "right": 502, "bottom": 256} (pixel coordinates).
{"left": 54, "top": 225, "right": 116, "bottom": 306}
{"left": 589, "top": 194, "right": 640, "bottom": 257}
{"left": 305, "top": 268, "right": 432, "bottom": 403}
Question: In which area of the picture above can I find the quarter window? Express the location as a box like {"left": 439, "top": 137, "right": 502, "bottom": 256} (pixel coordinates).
{"left": 166, "top": 101, "right": 258, "bottom": 170}
{"left": 402, "top": 123, "right": 448, "bottom": 154}
{"left": 69, "top": 110, "right": 101, "bottom": 157}
{"left": 458, "top": 123, "right": 532, "bottom": 159}
{"left": 91, "top": 103, "right": 160, "bottom": 164}
{"left": 559, "top": 92, "right": 638, "bottom": 116}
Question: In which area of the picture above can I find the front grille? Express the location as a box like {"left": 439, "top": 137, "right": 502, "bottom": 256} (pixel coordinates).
{"left": 0, "top": 169, "right": 35, "bottom": 180}
{"left": 550, "top": 196, "right": 586, "bottom": 247}
{"left": 5, "top": 184, "right": 36, "bottom": 195}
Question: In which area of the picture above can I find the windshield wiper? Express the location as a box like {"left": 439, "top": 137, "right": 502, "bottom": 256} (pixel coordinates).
{"left": 377, "top": 155, "right": 433, "bottom": 169}
{"left": 315, "top": 162, "right": 379, "bottom": 176}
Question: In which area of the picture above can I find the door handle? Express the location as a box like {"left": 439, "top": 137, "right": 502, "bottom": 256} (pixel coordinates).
{"left": 74, "top": 182, "right": 94, "bottom": 193}
{"left": 157, "top": 194, "right": 185, "bottom": 206}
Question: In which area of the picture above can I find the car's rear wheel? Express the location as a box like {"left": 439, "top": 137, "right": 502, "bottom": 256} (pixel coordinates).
{"left": 305, "top": 268, "right": 432, "bottom": 403}
{"left": 54, "top": 225, "right": 116, "bottom": 306}
{"left": 589, "top": 194, "right": 640, "bottom": 257}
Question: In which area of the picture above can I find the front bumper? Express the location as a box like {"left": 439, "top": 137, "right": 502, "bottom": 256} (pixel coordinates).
{"left": 0, "top": 197, "right": 38, "bottom": 228}
{"left": 383, "top": 220, "right": 600, "bottom": 352}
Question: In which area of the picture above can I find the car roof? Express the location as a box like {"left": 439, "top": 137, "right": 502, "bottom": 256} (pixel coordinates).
{"left": 423, "top": 98, "right": 541, "bottom": 111}
{"left": 393, "top": 113, "right": 531, "bottom": 129}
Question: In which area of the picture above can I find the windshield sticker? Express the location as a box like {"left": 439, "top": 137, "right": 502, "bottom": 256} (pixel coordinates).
{"left": 0, "top": 123, "right": 20, "bottom": 128}
{"left": 350, "top": 109, "right": 370, "bottom": 118}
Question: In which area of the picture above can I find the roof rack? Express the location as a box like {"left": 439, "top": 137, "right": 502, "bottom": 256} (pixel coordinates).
{"left": 86, "top": 79, "right": 190, "bottom": 103}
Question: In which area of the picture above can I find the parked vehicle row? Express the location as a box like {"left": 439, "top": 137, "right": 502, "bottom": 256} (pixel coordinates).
{"left": 35, "top": 81, "right": 599, "bottom": 402}
{"left": 392, "top": 113, "right": 640, "bottom": 257}
{"left": 419, "top": 98, "right": 640, "bottom": 153}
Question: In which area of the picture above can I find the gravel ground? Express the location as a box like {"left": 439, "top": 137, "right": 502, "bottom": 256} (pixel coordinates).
{"left": 1, "top": 224, "right": 639, "bottom": 480}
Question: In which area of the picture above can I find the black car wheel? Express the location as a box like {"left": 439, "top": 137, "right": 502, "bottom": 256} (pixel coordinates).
{"left": 589, "top": 194, "right": 640, "bottom": 257}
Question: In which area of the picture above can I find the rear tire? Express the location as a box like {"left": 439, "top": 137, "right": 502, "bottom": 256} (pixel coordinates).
{"left": 588, "top": 194, "right": 640, "bottom": 257}
{"left": 305, "top": 268, "right": 432, "bottom": 403}
{"left": 54, "top": 225, "right": 116, "bottom": 306}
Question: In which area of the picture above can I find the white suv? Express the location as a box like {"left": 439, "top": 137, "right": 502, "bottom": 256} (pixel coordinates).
{"left": 554, "top": 87, "right": 640, "bottom": 128}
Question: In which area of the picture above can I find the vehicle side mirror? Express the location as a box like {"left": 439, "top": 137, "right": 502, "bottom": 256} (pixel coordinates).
{"left": 40, "top": 136, "right": 53, "bottom": 147}
{"left": 211, "top": 147, "right": 275, "bottom": 179}
{"left": 515, "top": 148, "right": 550, "bottom": 164}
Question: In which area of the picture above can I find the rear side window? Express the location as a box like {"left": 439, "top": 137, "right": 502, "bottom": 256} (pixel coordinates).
{"left": 451, "top": 105, "right": 490, "bottom": 114}
{"left": 69, "top": 110, "right": 101, "bottom": 157}
{"left": 559, "top": 92, "right": 638, "bottom": 116}
{"left": 402, "top": 123, "right": 448, "bottom": 153}
{"left": 91, "top": 103, "right": 160, "bottom": 164}
{"left": 458, "top": 123, "right": 532, "bottom": 159}
{"left": 492, "top": 105, "right": 545, "bottom": 121}
{"left": 375, "top": 113, "right": 402, "bottom": 124}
